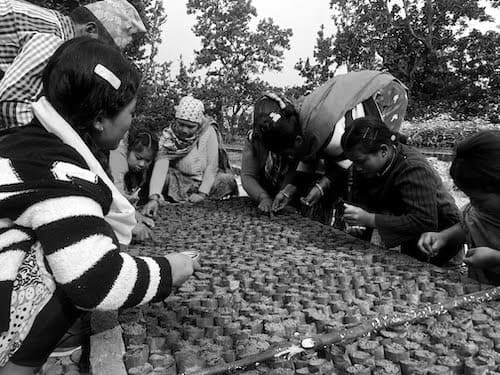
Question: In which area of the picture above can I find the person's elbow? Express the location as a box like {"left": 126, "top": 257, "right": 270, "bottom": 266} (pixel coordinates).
{"left": 411, "top": 213, "right": 439, "bottom": 234}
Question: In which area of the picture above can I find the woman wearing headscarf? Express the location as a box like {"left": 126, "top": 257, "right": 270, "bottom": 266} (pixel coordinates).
{"left": 142, "top": 96, "right": 237, "bottom": 217}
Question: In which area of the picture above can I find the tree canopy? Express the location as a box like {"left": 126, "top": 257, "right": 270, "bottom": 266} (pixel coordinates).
{"left": 186, "top": 0, "right": 292, "bottom": 135}
{"left": 297, "top": 0, "right": 500, "bottom": 121}
{"left": 22, "top": 0, "right": 500, "bottom": 136}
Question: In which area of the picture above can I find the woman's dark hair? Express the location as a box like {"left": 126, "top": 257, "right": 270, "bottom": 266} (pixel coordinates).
{"left": 42, "top": 37, "right": 141, "bottom": 171}
{"left": 43, "top": 37, "right": 140, "bottom": 130}
{"left": 450, "top": 130, "right": 500, "bottom": 192}
{"left": 341, "top": 116, "right": 405, "bottom": 154}
{"left": 70, "top": 6, "right": 117, "bottom": 48}
{"left": 252, "top": 96, "right": 301, "bottom": 154}
{"left": 127, "top": 127, "right": 159, "bottom": 155}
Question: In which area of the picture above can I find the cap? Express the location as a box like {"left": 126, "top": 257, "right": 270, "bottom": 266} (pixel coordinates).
{"left": 85, "top": 0, "right": 147, "bottom": 49}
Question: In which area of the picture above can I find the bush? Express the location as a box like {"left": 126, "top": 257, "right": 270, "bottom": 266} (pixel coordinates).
{"left": 401, "top": 117, "right": 500, "bottom": 149}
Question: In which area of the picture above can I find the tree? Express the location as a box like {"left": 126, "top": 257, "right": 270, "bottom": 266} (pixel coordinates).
{"left": 295, "top": 25, "right": 338, "bottom": 91}
{"left": 186, "top": 0, "right": 292, "bottom": 136}
{"left": 313, "top": 0, "right": 499, "bottom": 117}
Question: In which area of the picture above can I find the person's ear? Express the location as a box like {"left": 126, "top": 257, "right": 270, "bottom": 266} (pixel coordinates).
{"left": 380, "top": 144, "right": 389, "bottom": 157}
{"left": 93, "top": 114, "right": 105, "bottom": 133}
{"left": 294, "top": 135, "right": 303, "bottom": 147}
{"left": 83, "top": 22, "right": 99, "bottom": 39}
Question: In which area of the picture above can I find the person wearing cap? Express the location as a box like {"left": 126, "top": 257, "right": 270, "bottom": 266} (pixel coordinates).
{"left": 142, "top": 96, "right": 237, "bottom": 217}
{"left": 0, "top": 0, "right": 146, "bottom": 129}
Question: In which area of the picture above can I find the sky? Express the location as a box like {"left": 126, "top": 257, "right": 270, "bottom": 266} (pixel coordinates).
{"left": 156, "top": 0, "right": 500, "bottom": 88}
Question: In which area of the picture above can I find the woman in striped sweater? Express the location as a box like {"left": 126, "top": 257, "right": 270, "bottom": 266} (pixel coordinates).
{"left": 0, "top": 37, "right": 195, "bottom": 374}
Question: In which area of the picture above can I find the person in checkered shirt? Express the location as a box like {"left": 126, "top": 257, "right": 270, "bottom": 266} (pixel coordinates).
{"left": 0, "top": 0, "right": 146, "bottom": 129}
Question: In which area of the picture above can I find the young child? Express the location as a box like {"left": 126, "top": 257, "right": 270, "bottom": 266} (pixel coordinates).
{"left": 0, "top": 37, "right": 194, "bottom": 375}
{"left": 110, "top": 128, "right": 158, "bottom": 240}
{"left": 419, "top": 130, "right": 500, "bottom": 284}
{"left": 340, "top": 117, "right": 461, "bottom": 266}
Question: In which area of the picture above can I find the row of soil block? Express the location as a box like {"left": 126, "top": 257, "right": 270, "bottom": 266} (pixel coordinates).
{"left": 120, "top": 198, "right": 497, "bottom": 374}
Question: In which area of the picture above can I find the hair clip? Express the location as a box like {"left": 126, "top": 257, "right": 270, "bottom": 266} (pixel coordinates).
{"left": 390, "top": 134, "right": 397, "bottom": 142}
{"left": 137, "top": 132, "right": 152, "bottom": 148}
{"left": 94, "top": 64, "right": 121, "bottom": 90}
{"left": 269, "top": 112, "right": 282, "bottom": 123}
{"left": 362, "top": 127, "right": 379, "bottom": 141}
{"left": 362, "top": 127, "right": 371, "bottom": 139}
{"left": 264, "top": 93, "right": 287, "bottom": 110}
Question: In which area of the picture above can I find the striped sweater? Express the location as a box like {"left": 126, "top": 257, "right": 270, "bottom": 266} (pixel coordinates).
{"left": 0, "top": 124, "right": 172, "bottom": 331}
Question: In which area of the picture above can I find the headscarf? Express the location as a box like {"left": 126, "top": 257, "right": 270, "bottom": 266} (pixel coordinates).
{"left": 299, "top": 70, "right": 403, "bottom": 162}
{"left": 85, "top": 0, "right": 146, "bottom": 49}
{"left": 158, "top": 96, "right": 208, "bottom": 160}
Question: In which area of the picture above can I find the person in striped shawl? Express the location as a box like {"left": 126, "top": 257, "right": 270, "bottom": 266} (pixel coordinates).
{"left": 0, "top": 37, "right": 195, "bottom": 374}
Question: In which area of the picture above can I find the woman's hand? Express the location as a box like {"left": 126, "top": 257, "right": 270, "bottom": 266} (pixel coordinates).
{"left": 165, "top": 253, "right": 197, "bottom": 287}
{"left": 272, "top": 190, "right": 291, "bottom": 212}
{"left": 417, "top": 232, "right": 447, "bottom": 258}
{"left": 343, "top": 203, "right": 375, "bottom": 227}
{"left": 142, "top": 199, "right": 159, "bottom": 218}
{"left": 132, "top": 222, "right": 154, "bottom": 242}
{"left": 188, "top": 192, "right": 207, "bottom": 203}
{"left": 136, "top": 211, "right": 155, "bottom": 228}
{"left": 464, "top": 247, "right": 500, "bottom": 268}
{"left": 258, "top": 197, "right": 273, "bottom": 214}
{"left": 300, "top": 185, "right": 323, "bottom": 207}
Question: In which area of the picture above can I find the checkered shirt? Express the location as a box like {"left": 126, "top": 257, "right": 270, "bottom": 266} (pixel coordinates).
{"left": 0, "top": 0, "right": 75, "bottom": 128}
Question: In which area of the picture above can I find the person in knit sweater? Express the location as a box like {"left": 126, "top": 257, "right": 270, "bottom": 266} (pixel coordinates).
{"left": 142, "top": 96, "right": 237, "bottom": 217}
{"left": 340, "top": 117, "right": 461, "bottom": 265}
{"left": 0, "top": 37, "right": 194, "bottom": 374}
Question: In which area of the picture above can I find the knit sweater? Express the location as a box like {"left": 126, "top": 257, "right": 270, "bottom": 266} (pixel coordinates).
{"left": 353, "top": 144, "right": 460, "bottom": 250}
{"left": 0, "top": 124, "right": 172, "bottom": 322}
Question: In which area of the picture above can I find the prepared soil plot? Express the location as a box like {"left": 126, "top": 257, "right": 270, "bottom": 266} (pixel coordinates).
{"left": 119, "top": 198, "right": 500, "bottom": 375}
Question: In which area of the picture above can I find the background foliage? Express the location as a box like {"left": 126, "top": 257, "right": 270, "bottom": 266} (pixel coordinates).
{"left": 28, "top": 0, "right": 500, "bottom": 141}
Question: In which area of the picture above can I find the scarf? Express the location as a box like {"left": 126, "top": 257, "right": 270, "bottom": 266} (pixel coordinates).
{"left": 158, "top": 118, "right": 209, "bottom": 161}
{"left": 462, "top": 204, "right": 500, "bottom": 285}
{"left": 32, "top": 97, "right": 136, "bottom": 245}
{"left": 299, "top": 70, "right": 398, "bottom": 162}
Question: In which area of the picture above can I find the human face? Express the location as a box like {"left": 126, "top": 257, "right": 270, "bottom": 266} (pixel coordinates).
{"left": 173, "top": 119, "right": 200, "bottom": 140}
{"left": 127, "top": 146, "right": 154, "bottom": 172}
{"left": 345, "top": 144, "right": 387, "bottom": 177}
{"left": 276, "top": 136, "right": 304, "bottom": 160}
{"left": 462, "top": 187, "right": 500, "bottom": 216}
{"left": 95, "top": 98, "right": 137, "bottom": 150}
